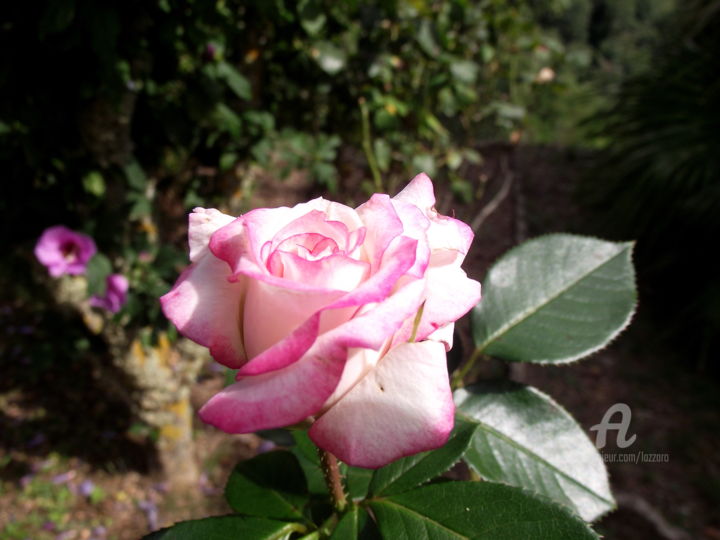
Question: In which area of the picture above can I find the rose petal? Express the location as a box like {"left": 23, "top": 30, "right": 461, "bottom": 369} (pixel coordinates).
{"left": 393, "top": 173, "right": 474, "bottom": 254}
{"left": 393, "top": 172, "right": 436, "bottom": 210}
{"left": 242, "top": 279, "right": 346, "bottom": 360}
{"left": 390, "top": 199, "right": 431, "bottom": 278}
{"left": 309, "top": 340, "right": 455, "bottom": 468}
{"left": 200, "top": 325, "right": 354, "bottom": 432}
{"left": 319, "top": 277, "right": 427, "bottom": 409}
{"left": 189, "top": 208, "right": 235, "bottom": 262}
{"left": 328, "top": 235, "right": 418, "bottom": 310}
{"left": 160, "top": 254, "right": 246, "bottom": 368}
{"left": 271, "top": 210, "right": 350, "bottom": 253}
{"left": 356, "top": 194, "right": 404, "bottom": 271}
{"left": 426, "top": 212, "right": 474, "bottom": 255}
{"left": 270, "top": 251, "right": 370, "bottom": 291}
{"left": 200, "top": 279, "right": 427, "bottom": 432}
{"left": 237, "top": 312, "right": 321, "bottom": 375}
{"left": 210, "top": 200, "right": 362, "bottom": 275}
{"left": 393, "top": 262, "right": 481, "bottom": 349}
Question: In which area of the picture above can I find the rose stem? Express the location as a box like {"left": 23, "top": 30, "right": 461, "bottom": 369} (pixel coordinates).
{"left": 318, "top": 448, "right": 348, "bottom": 513}
{"left": 451, "top": 347, "right": 485, "bottom": 390}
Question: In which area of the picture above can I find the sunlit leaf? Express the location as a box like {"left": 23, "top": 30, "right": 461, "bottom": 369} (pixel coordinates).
{"left": 472, "top": 234, "right": 636, "bottom": 363}
{"left": 456, "top": 382, "right": 614, "bottom": 521}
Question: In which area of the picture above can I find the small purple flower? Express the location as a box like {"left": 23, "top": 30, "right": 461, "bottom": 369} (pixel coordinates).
{"left": 52, "top": 471, "right": 76, "bottom": 484}
{"left": 20, "top": 473, "right": 34, "bottom": 489}
{"left": 257, "top": 440, "right": 277, "bottom": 454}
{"left": 137, "top": 500, "right": 159, "bottom": 531}
{"left": 90, "top": 525, "right": 108, "bottom": 539}
{"left": 90, "top": 274, "right": 129, "bottom": 313}
{"left": 35, "top": 226, "right": 97, "bottom": 277}
{"left": 79, "top": 479, "right": 95, "bottom": 497}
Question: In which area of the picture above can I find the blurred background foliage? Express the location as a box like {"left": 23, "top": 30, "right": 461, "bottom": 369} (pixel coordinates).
{"left": 4, "top": 0, "right": 720, "bottom": 537}
{"left": 583, "top": 0, "right": 720, "bottom": 366}
{"left": 2, "top": 0, "right": 717, "bottom": 366}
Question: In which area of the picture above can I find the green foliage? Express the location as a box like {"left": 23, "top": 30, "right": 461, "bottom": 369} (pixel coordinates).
{"left": 456, "top": 382, "right": 614, "bottom": 521}
{"left": 522, "top": 0, "right": 675, "bottom": 144}
{"left": 146, "top": 439, "right": 603, "bottom": 539}
{"left": 329, "top": 506, "right": 379, "bottom": 540}
{"left": 369, "top": 483, "right": 599, "bottom": 539}
{"left": 86, "top": 253, "right": 113, "bottom": 297}
{"left": 144, "top": 515, "right": 306, "bottom": 540}
{"left": 224, "top": 452, "right": 310, "bottom": 521}
{"left": 472, "top": 234, "right": 636, "bottom": 363}
{"left": 583, "top": 0, "right": 720, "bottom": 365}
{"left": 367, "top": 421, "right": 475, "bottom": 497}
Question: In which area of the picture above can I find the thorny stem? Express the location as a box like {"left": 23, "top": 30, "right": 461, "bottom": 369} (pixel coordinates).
{"left": 318, "top": 448, "right": 347, "bottom": 513}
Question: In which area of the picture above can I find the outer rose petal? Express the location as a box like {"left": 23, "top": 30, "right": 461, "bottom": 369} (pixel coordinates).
{"left": 393, "top": 173, "right": 473, "bottom": 254}
{"left": 160, "top": 254, "right": 246, "bottom": 368}
{"left": 309, "top": 340, "right": 454, "bottom": 468}
{"left": 189, "top": 208, "right": 235, "bottom": 262}
{"left": 413, "top": 264, "right": 481, "bottom": 345}
{"left": 201, "top": 279, "right": 425, "bottom": 432}
{"left": 199, "top": 333, "right": 347, "bottom": 433}
{"left": 200, "top": 280, "right": 428, "bottom": 433}
{"left": 393, "top": 173, "right": 436, "bottom": 210}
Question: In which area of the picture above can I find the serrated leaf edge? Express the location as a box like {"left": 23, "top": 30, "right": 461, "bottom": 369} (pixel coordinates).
{"left": 456, "top": 384, "right": 616, "bottom": 522}
{"left": 474, "top": 234, "right": 637, "bottom": 364}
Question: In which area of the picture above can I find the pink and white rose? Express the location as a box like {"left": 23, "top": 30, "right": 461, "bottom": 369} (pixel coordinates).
{"left": 161, "top": 174, "right": 481, "bottom": 468}
{"left": 34, "top": 226, "right": 97, "bottom": 277}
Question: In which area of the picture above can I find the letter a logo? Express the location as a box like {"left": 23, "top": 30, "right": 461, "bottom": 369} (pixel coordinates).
{"left": 589, "top": 403, "right": 637, "bottom": 449}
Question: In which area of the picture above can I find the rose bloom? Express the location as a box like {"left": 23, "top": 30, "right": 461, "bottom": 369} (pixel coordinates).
{"left": 90, "top": 274, "right": 129, "bottom": 313}
{"left": 34, "top": 226, "right": 97, "bottom": 277}
{"left": 161, "top": 174, "right": 481, "bottom": 467}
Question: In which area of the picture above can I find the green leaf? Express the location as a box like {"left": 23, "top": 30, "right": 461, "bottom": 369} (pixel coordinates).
{"left": 216, "top": 61, "right": 252, "bottom": 100}
{"left": 330, "top": 506, "right": 380, "bottom": 540}
{"left": 212, "top": 103, "right": 243, "bottom": 137}
{"left": 368, "top": 420, "right": 475, "bottom": 497}
{"left": 369, "top": 482, "right": 599, "bottom": 539}
{"left": 298, "top": 0, "right": 326, "bottom": 36}
{"left": 455, "top": 382, "right": 614, "bottom": 522}
{"left": 411, "top": 153, "right": 437, "bottom": 177}
{"left": 290, "top": 431, "right": 328, "bottom": 495}
{"left": 82, "top": 171, "right": 105, "bottom": 197}
{"left": 142, "top": 515, "right": 305, "bottom": 540}
{"left": 311, "top": 42, "right": 346, "bottom": 75}
{"left": 86, "top": 253, "right": 113, "bottom": 296}
{"left": 220, "top": 151, "right": 238, "bottom": 172}
{"left": 224, "top": 451, "right": 309, "bottom": 521}
{"left": 124, "top": 159, "right": 147, "bottom": 191}
{"left": 373, "top": 138, "right": 391, "bottom": 172}
{"left": 345, "top": 466, "right": 373, "bottom": 501}
{"left": 472, "top": 234, "right": 636, "bottom": 363}
{"left": 416, "top": 20, "right": 440, "bottom": 57}
{"left": 450, "top": 60, "right": 478, "bottom": 84}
